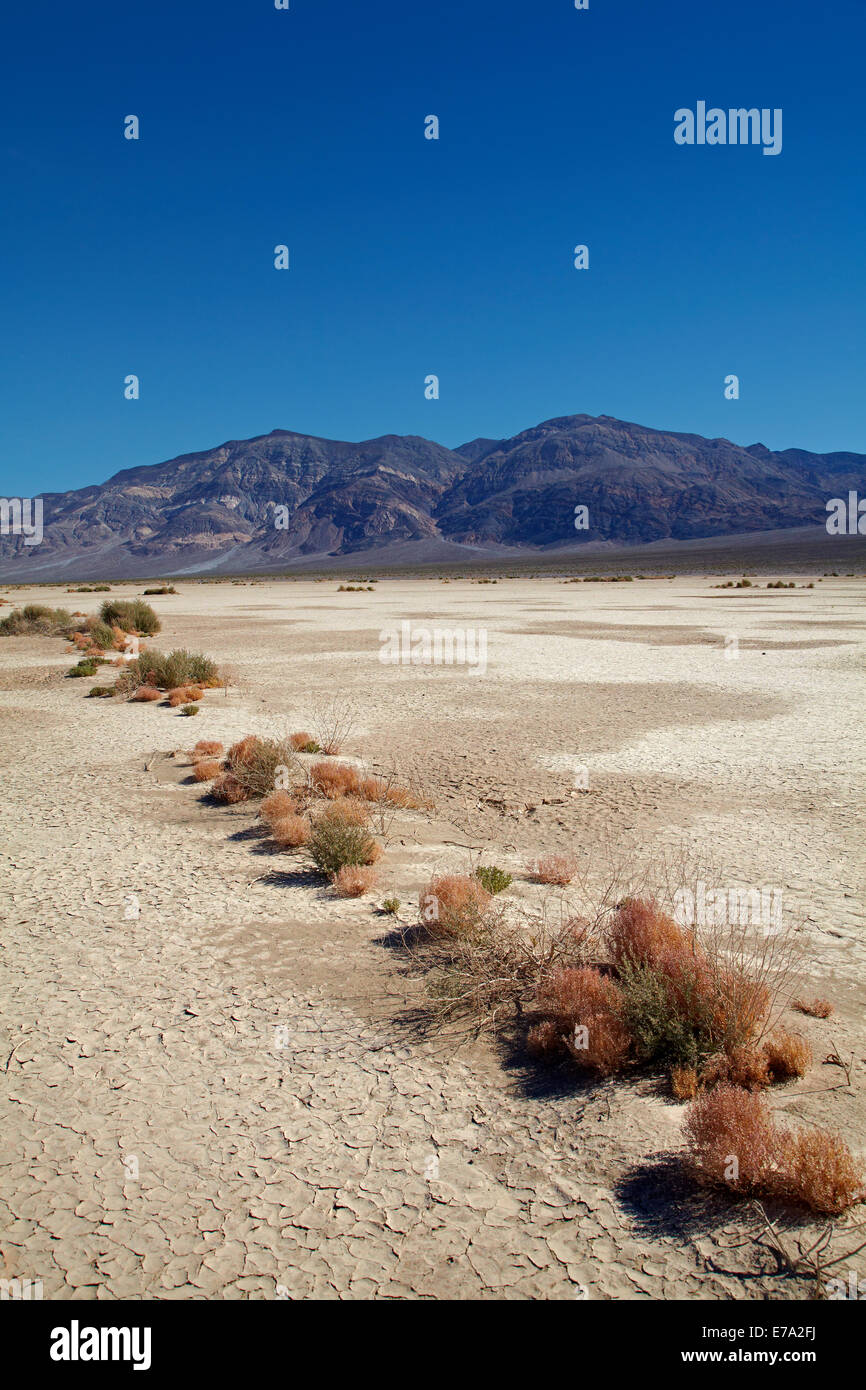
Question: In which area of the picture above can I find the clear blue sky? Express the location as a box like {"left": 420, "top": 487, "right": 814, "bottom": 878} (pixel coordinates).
{"left": 2, "top": 0, "right": 864, "bottom": 496}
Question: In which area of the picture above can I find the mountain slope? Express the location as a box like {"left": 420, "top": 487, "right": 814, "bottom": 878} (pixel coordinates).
{"left": 1, "top": 415, "right": 862, "bottom": 578}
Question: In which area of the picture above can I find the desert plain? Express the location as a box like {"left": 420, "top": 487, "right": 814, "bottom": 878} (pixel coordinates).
{"left": 1, "top": 572, "right": 864, "bottom": 1300}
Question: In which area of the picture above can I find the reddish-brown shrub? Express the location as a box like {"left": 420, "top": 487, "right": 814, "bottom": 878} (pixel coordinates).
{"left": 227, "top": 735, "right": 262, "bottom": 769}
{"left": 310, "top": 760, "right": 361, "bottom": 798}
{"left": 210, "top": 772, "right": 250, "bottom": 804}
{"left": 351, "top": 774, "right": 420, "bottom": 808}
{"left": 526, "top": 854, "right": 579, "bottom": 886}
{"left": 527, "top": 1019, "right": 566, "bottom": 1058}
{"left": 193, "top": 759, "right": 222, "bottom": 782}
{"left": 261, "top": 789, "right": 299, "bottom": 825}
{"left": 422, "top": 874, "right": 491, "bottom": 935}
{"left": 332, "top": 865, "right": 378, "bottom": 898}
{"left": 763, "top": 1031, "right": 812, "bottom": 1082}
{"left": 320, "top": 796, "right": 369, "bottom": 826}
{"left": 289, "top": 730, "right": 317, "bottom": 750}
{"left": 535, "top": 967, "right": 631, "bottom": 1075}
{"left": 270, "top": 814, "right": 311, "bottom": 848}
{"left": 686, "top": 1086, "right": 864, "bottom": 1215}
{"left": 168, "top": 685, "right": 204, "bottom": 707}
{"left": 732, "top": 1043, "right": 772, "bottom": 1089}
{"left": 192, "top": 740, "right": 224, "bottom": 760}
{"left": 777, "top": 1127, "right": 864, "bottom": 1216}
{"left": 608, "top": 898, "right": 693, "bottom": 970}
{"left": 130, "top": 684, "right": 162, "bottom": 702}
{"left": 792, "top": 997, "right": 833, "bottom": 1019}
{"left": 684, "top": 1084, "right": 781, "bottom": 1193}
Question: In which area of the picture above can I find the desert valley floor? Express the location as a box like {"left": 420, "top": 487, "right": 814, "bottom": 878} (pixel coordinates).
{"left": 1, "top": 573, "right": 864, "bottom": 1300}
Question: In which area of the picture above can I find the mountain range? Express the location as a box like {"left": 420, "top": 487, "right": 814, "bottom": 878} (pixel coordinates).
{"left": 2, "top": 414, "right": 864, "bottom": 579}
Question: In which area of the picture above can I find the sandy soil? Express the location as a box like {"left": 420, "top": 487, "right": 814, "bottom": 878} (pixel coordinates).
{"left": 1, "top": 574, "right": 864, "bottom": 1300}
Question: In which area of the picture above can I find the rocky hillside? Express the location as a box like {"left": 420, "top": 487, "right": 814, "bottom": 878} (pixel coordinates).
{"left": 1, "top": 414, "right": 862, "bottom": 578}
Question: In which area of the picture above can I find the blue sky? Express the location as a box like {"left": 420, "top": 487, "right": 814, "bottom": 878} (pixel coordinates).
{"left": 2, "top": 0, "right": 864, "bottom": 496}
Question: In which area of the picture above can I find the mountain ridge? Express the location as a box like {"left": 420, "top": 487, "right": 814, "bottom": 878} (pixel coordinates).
{"left": 2, "top": 413, "right": 863, "bottom": 579}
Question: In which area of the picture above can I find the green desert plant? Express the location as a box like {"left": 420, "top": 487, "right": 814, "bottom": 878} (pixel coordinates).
{"left": 308, "top": 818, "right": 382, "bottom": 876}
{"left": 474, "top": 865, "right": 513, "bottom": 895}
{"left": 181, "top": 703, "right": 200, "bottom": 716}
{"left": 99, "top": 597, "right": 161, "bottom": 635}
{"left": 115, "top": 649, "right": 220, "bottom": 694}
{"left": 68, "top": 658, "right": 107, "bottom": 678}
{"left": 0, "top": 605, "right": 74, "bottom": 636}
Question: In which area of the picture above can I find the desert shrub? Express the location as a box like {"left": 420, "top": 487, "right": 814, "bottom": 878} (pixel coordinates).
{"left": 527, "top": 854, "right": 578, "bottom": 886}
{"left": 0, "top": 605, "right": 74, "bottom": 636}
{"left": 210, "top": 772, "right": 250, "bottom": 804}
{"left": 777, "top": 1128, "right": 864, "bottom": 1216}
{"left": 763, "top": 1031, "right": 812, "bottom": 1082}
{"left": 68, "top": 659, "right": 104, "bottom": 678}
{"left": 609, "top": 898, "right": 772, "bottom": 1065}
{"left": 332, "top": 865, "right": 378, "bottom": 898}
{"left": 792, "top": 997, "right": 833, "bottom": 1019}
{"left": 684, "top": 1084, "right": 781, "bottom": 1194}
{"left": 289, "top": 731, "right": 320, "bottom": 752}
{"left": 527, "top": 1019, "right": 566, "bottom": 1058}
{"left": 99, "top": 598, "right": 161, "bottom": 634}
{"left": 607, "top": 898, "right": 691, "bottom": 970}
{"left": 310, "top": 760, "right": 361, "bottom": 798}
{"left": 261, "top": 789, "right": 299, "bottom": 826}
{"left": 700, "top": 1045, "right": 770, "bottom": 1091}
{"left": 533, "top": 967, "right": 630, "bottom": 1075}
{"left": 358, "top": 775, "right": 419, "bottom": 809}
{"left": 193, "top": 758, "right": 222, "bottom": 782}
{"left": 308, "top": 818, "right": 381, "bottom": 875}
{"left": 227, "top": 735, "right": 260, "bottom": 767}
{"left": 167, "top": 685, "right": 204, "bottom": 706}
{"left": 228, "top": 736, "right": 297, "bottom": 798}
{"left": 143, "top": 586, "right": 177, "bottom": 595}
{"left": 670, "top": 1065, "right": 698, "bottom": 1100}
{"left": 422, "top": 874, "right": 492, "bottom": 936}
{"left": 86, "top": 619, "right": 119, "bottom": 650}
{"left": 312, "top": 695, "right": 358, "bottom": 755}
{"left": 181, "top": 704, "right": 199, "bottom": 716}
{"left": 617, "top": 956, "right": 713, "bottom": 1067}
{"left": 683, "top": 1085, "right": 863, "bottom": 1215}
{"left": 116, "top": 649, "right": 220, "bottom": 693}
{"left": 381, "top": 898, "right": 400, "bottom": 915}
{"left": 130, "top": 684, "right": 161, "bottom": 702}
{"left": 474, "top": 866, "right": 513, "bottom": 895}
{"left": 192, "top": 740, "right": 223, "bottom": 760}
{"left": 270, "top": 814, "right": 311, "bottom": 848}
{"left": 87, "top": 685, "right": 115, "bottom": 698}
{"left": 320, "top": 796, "right": 370, "bottom": 827}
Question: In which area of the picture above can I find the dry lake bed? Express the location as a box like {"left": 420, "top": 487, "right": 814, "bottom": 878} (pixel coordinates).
{"left": 1, "top": 573, "right": 864, "bottom": 1300}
